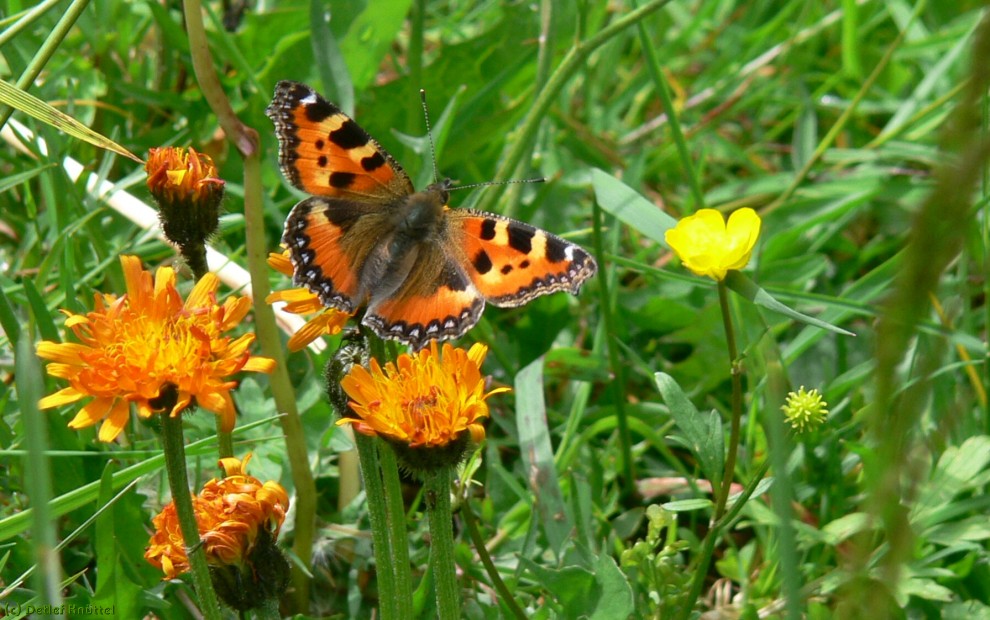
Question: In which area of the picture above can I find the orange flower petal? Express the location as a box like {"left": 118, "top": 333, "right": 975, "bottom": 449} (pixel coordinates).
{"left": 38, "top": 386, "right": 85, "bottom": 409}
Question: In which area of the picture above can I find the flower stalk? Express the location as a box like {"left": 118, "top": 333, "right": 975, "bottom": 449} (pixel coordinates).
{"left": 713, "top": 280, "right": 743, "bottom": 522}
{"left": 426, "top": 467, "right": 459, "bottom": 620}
{"left": 378, "top": 442, "right": 414, "bottom": 617}
{"left": 353, "top": 433, "right": 399, "bottom": 620}
{"left": 160, "top": 412, "right": 222, "bottom": 620}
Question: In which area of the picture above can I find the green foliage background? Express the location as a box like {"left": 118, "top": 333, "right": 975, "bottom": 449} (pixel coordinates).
{"left": 1, "top": 0, "right": 989, "bottom": 618}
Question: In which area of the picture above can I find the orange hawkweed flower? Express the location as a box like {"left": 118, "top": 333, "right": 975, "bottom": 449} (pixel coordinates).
{"left": 146, "top": 146, "right": 224, "bottom": 249}
{"left": 266, "top": 249, "right": 350, "bottom": 351}
{"left": 338, "top": 341, "right": 509, "bottom": 461}
{"left": 36, "top": 255, "right": 275, "bottom": 442}
{"left": 145, "top": 454, "right": 289, "bottom": 580}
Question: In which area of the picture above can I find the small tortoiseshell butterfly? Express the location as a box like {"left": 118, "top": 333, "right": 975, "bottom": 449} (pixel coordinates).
{"left": 266, "top": 81, "right": 597, "bottom": 348}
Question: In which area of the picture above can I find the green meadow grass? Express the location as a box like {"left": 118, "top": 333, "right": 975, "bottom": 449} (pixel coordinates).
{"left": 1, "top": 0, "right": 989, "bottom": 618}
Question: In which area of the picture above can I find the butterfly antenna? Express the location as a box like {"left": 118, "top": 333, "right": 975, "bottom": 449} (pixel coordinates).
{"left": 420, "top": 89, "right": 441, "bottom": 185}
{"left": 449, "top": 177, "right": 547, "bottom": 192}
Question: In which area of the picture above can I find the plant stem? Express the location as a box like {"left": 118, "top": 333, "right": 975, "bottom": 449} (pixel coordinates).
{"left": 353, "top": 433, "right": 397, "bottom": 620}
{"left": 183, "top": 244, "right": 234, "bottom": 460}
{"left": 462, "top": 499, "right": 527, "bottom": 620}
{"left": 182, "top": 0, "right": 316, "bottom": 608}
{"left": 378, "top": 442, "right": 414, "bottom": 617}
{"left": 426, "top": 467, "right": 459, "bottom": 620}
{"left": 678, "top": 460, "right": 771, "bottom": 620}
{"left": 160, "top": 412, "right": 222, "bottom": 620}
{"left": 634, "top": 2, "right": 704, "bottom": 215}
{"left": 713, "top": 281, "right": 742, "bottom": 522}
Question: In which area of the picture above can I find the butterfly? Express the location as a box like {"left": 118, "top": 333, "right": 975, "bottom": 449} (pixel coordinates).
{"left": 266, "top": 80, "right": 597, "bottom": 349}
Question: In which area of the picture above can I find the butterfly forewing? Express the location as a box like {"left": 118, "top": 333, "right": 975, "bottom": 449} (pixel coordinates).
{"left": 266, "top": 81, "right": 413, "bottom": 200}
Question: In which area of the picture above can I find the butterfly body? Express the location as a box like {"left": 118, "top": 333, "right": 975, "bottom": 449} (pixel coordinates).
{"left": 267, "top": 81, "right": 597, "bottom": 348}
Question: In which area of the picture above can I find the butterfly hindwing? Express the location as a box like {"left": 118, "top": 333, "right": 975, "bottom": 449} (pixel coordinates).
{"left": 365, "top": 244, "right": 485, "bottom": 349}
{"left": 266, "top": 80, "right": 413, "bottom": 201}
{"left": 449, "top": 210, "right": 598, "bottom": 307}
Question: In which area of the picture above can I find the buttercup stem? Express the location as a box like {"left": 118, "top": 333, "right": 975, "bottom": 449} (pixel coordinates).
{"left": 678, "top": 460, "right": 771, "bottom": 620}
{"left": 160, "top": 412, "right": 222, "bottom": 620}
{"left": 353, "top": 433, "right": 397, "bottom": 620}
{"left": 426, "top": 467, "right": 460, "bottom": 620}
{"left": 713, "top": 280, "right": 743, "bottom": 522}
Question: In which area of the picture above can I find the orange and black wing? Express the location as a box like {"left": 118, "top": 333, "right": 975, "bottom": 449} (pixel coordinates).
{"left": 363, "top": 243, "right": 485, "bottom": 349}
{"left": 266, "top": 80, "right": 413, "bottom": 202}
{"left": 448, "top": 210, "right": 598, "bottom": 307}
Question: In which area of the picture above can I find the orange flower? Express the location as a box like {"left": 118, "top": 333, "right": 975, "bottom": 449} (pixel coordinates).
{"left": 146, "top": 147, "right": 225, "bottom": 249}
{"left": 338, "top": 341, "right": 509, "bottom": 450}
{"left": 266, "top": 250, "right": 351, "bottom": 351}
{"left": 145, "top": 454, "right": 289, "bottom": 580}
{"left": 36, "top": 255, "right": 275, "bottom": 442}
{"left": 146, "top": 146, "right": 222, "bottom": 197}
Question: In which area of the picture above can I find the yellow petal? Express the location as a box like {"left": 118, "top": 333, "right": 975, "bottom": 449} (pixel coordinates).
{"left": 243, "top": 356, "right": 276, "bottom": 373}
{"left": 38, "top": 386, "right": 85, "bottom": 409}
{"left": 97, "top": 399, "right": 131, "bottom": 442}
{"left": 186, "top": 272, "right": 220, "bottom": 309}
{"left": 36, "top": 341, "right": 89, "bottom": 363}
{"left": 67, "top": 397, "right": 113, "bottom": 429}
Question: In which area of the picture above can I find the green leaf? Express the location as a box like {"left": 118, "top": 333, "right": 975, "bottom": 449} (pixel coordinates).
{"left": 820, "top": 512, "right": 875, "bottom": 545}
{"left": 654, "top": 372, "right": 724, "bottom": 488}
{"left": 339, "top": 0, "right": 414, "bottom": 91}
{"left": 0, "top": 287, "right": 21, "bottom": 349}
{"left": 521, "top": 560, "right": 597, "bottom": 616}
{"left": 913, "top": 435, "right": 990, "bottom": 525}
{"left": 515, "top": 357, "right": 572, "bottom": 557}
{"left": 310, "top": 0, "right": 354, "bottom": 115}
{"left": 0, "top": 163, "right": 55, "bottom": 193}
{"left": 94, "top": 462, "right": 117, "bottom": 603}
{"left": 589, "top": 553, "right": 635, "bottom": 620}
{"left": 944, "top": 600, "right": 990, "bottom": 620}
{"left": 591, "top": 168, "right": 676, "bottom": 245}
{"left": 725, "top": 271, "right": 856, "bottom": 336}
{"left": 23, "top": 277, "right": 60, "bottom": 343}
{"left": 662, "top": 498, "right": 714, "bottom": 512}
{"left": 0, "top": 79, "right": 142, "bottom": 163}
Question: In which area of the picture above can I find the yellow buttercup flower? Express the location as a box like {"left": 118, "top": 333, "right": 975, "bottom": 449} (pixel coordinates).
{"left": 145, "top": 454, "right": 289, "bottom": 580}
{"left": 266, "top": 250, "right": 351, "bottom": 351}
{"left": 36, "top": 255, "right": 275, "bottom": 442}
{"left": 338, "top": 341, "right": 509, "bottom": 461}
{"left": 665, "top": 208, "right": 761, "bottom": 281}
